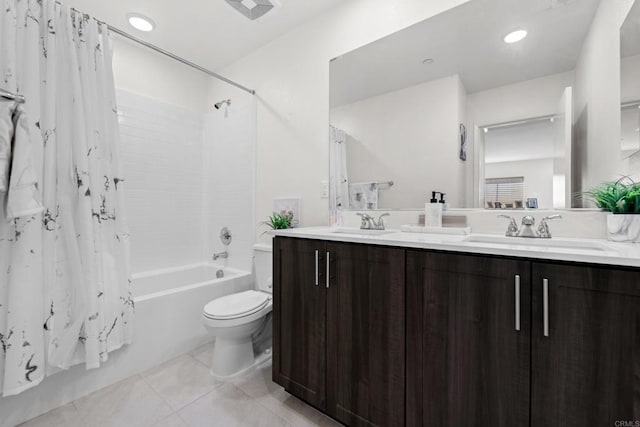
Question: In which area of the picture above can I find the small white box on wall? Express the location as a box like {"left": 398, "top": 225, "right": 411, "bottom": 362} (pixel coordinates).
{"left": 274, "top": 198, "right": 301, "bottom": 227}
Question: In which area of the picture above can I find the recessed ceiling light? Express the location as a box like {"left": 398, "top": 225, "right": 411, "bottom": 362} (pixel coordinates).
{"left": 127, "top": 13, "right": 155, "bottom": 32}
{"left": 504, "top": 29, "right": 527, "bottom": 44}
{"left": 483, "top": 128, "right": 489, "bottom": 133}
{"left": 422, "top": 58, "right": 434, "bottom": 65}
{"left": 241, "top": 0, "right": 258, "bottom": 8}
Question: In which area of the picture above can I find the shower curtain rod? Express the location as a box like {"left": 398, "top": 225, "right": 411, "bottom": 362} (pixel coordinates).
{"left": 106, "top": 26, "right": 256, "bottom": 96}
{"left": 58, "top": 3, "right": 256, "bottom": 95}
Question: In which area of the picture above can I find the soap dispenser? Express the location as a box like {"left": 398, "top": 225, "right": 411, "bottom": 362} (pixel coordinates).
{"left": 425, "top": 191, "right": 443, "bottom": 228}
{"left": 439, "top": 192, "right": 448, "bottom": 210}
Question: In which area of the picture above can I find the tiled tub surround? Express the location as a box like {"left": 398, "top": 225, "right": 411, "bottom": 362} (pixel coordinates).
{"left": 203, "top": 90, "right": 257, "bottom": 273}
{"left": 19, "top": 350, "right": 340, "bottom": 427}
{"left": 118, "top": 90, "right": 208, "bottom": 274}
{"left": 1, "top": 265, "right": 252, "bottom": 427}
{"left": 118, "top": 89, "right": 256, "bottom": 275}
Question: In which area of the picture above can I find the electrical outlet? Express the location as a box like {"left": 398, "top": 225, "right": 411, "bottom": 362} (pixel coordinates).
{"left": 321, "top": 181, "right": 329, "bottom": 199}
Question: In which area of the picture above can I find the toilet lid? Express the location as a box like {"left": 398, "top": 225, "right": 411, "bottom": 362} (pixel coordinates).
{"left": 203, "top": 290, "right": 270, "bottom": 319}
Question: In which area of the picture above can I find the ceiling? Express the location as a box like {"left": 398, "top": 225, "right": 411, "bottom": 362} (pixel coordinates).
{"left": 64, "top": 0, "right": 346, "bottom": 71}
{"left": 331, "top": 0, "right": 600, "bottom": 107}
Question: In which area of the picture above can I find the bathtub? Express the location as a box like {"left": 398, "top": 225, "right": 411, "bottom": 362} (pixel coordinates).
{"left": 0, "top": 263, "right": 254, "bottom": 427}
{"left": 130, "top": 264, "right": 253, "bottom": 366}
{"left": 133, "top": 263, "right": 252, "bottom": 301}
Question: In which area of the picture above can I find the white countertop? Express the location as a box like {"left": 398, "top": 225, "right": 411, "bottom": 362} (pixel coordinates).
{"left": 270, "top": 227, "right": 640, "bottom": 268}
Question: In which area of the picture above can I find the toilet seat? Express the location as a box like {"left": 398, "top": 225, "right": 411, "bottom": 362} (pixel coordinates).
{"left": 203, "top": 290, "right": 271, "bottom": 320}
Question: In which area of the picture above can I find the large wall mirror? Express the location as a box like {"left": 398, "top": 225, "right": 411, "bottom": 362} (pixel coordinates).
{"left": 330, "top": 0, "right": 640, "bottom": 212}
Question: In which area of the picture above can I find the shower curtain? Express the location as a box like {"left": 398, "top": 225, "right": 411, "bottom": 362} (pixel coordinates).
{"left": 330, "top": 126, "right": 349, "bottom": 210}
{"left": 0, "top": 0, "right": 132, "bottom": 396}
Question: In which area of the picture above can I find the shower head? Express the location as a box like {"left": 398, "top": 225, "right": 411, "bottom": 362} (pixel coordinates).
{"left": 214, "top": 99, "right": 231, "bottom": 110}
{"left": 224, "top": 0, "right": 276, "bottom": 20}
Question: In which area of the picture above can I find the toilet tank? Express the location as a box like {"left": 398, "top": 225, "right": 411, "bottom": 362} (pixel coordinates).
{"left": 253, "top": 244, "right": 273, "bottom": 294}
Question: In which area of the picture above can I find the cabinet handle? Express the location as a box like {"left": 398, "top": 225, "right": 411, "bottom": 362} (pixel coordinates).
{"left": 543, "top": 278, "right": 549, "bottom": 337}
{"left": 315, "top": 250, "right": 319, "bottom": 286}
{"left": 515, "top": 275, "right": 521, "bottom": 332}
{"left": 326, "top": 252, "right": 330, "bottom": 289}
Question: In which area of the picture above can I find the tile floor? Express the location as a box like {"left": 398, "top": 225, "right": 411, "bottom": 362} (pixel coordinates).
{"left": 19, "top": 344, "right": 341, "bottom": 427}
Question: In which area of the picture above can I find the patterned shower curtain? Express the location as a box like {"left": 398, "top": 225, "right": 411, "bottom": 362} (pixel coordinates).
{"left": 0, "top": 0, "right": 132, "bottom": 396}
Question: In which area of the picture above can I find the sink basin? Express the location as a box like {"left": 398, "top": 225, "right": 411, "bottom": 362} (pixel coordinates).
{"left": 331, "top": 227, "right": 395, "bottom": 236}
{"left": 463, "top": 235, "right": 609, "bottom": 252}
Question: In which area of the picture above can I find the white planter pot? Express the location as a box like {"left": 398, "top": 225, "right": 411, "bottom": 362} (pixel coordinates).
{"left": 606, "top": 214, "right": 640, "bottom": 243}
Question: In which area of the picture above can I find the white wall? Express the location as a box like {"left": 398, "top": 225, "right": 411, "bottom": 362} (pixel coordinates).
{"left": 331, "top": 75, "right": 466, "bottom": 209}
{"left": 213, "top": 0, "right": 471, "bottom": 240}
{"left": 573, "top": 0, "right": 634, "bottom": 203}
{"left": 112, "top": 38, "right": 210, "bottom": 112}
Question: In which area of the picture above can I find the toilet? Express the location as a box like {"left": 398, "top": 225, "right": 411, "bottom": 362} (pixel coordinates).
{"left": 202, "top": 244, "right": 273, "bottom": 379}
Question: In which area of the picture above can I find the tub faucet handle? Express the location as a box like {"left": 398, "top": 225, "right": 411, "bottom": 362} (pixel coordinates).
{"left": 213, "top": 251, "right": 228, "bottom": 261}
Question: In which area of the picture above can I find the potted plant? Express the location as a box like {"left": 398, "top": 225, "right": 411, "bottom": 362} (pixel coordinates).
{"left": 584, "top": 177, "right": 640, "bottom": 243}
{"left": 261, "top": 211, "right": 294, "bottom": 234}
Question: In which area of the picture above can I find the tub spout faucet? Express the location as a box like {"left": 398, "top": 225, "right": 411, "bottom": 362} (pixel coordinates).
{"left": 213, "top": 251, "right": 228, "bottom": 260}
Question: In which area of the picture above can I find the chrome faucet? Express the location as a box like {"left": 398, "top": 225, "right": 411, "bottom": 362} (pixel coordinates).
{"left": 537, "top": 215, "right": 562, "bottom": 238}
{"left": 213, "top": 251, "right": 228, "bottom": 260}
{"left": 498, "top": 214, "right": 520, "bottom": 237}
{"left": 498, "top": 214, "right": 562, "bottom": 238}
{"left": 356, "top": 213, "right": 390, "bottom": 230}
{"left": 519, "top": 215, "right": 537, "bottom": 238}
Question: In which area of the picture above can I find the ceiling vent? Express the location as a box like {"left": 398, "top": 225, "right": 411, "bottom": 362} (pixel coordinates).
{"left": 224, "top": 0, "right": 276, "bottom": 20}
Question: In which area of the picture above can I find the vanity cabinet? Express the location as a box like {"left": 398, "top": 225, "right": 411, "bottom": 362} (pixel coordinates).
{"left": 406, "top": 251, "right": 531, "bottom": 427}
{"left": 272, "top": 237, "right": 327, "bottom": 409}
{"left": 530, "top": 262, "right": 640, "bottom": 427}
{"left": 274, "top": 236, "right": 640, "bottom": 427}
{"left": 407, "top": 253, "right": 640, "bottom": 427}
{"left": 326, "top": 242, "right": 405, "bottom": 426}
{"left": 273, "top": 237, "right": 405, "bottom": 426}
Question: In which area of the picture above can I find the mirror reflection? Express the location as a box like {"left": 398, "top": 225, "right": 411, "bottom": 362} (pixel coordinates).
{"left": 330, "top": 0, "right": 640, "bottom": 211}
{"left": 622, "top": 0, "right": 640, "bottom": 159}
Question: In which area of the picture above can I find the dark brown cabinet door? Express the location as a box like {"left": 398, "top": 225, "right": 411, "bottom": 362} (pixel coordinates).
{"left": 531, "top": 262, "right": 640, "bottom": 427}
{"left": 326, "top": 243, "right": 405, "bottom": 427}
{"left": 406, "top": 251, "right": 531, "bottom": 427}
{"left": 273, "top": 237, "right": 327, "bottom": 410}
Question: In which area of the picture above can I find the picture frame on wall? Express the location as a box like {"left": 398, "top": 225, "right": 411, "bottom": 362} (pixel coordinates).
{"left": 459, "top": 123, "right": 467, "bottom": 161}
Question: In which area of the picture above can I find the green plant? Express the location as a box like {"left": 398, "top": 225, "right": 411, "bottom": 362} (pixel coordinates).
{"left": 583, "top": 177, "right": 640, "bottom": 213}
{"left": 262, "top": 211, "right": 294, "bottom": 231}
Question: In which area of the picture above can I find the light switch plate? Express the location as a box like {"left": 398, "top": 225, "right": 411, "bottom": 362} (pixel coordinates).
{"left": 321, "top": 180, "right": 329, "bottom": 199}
